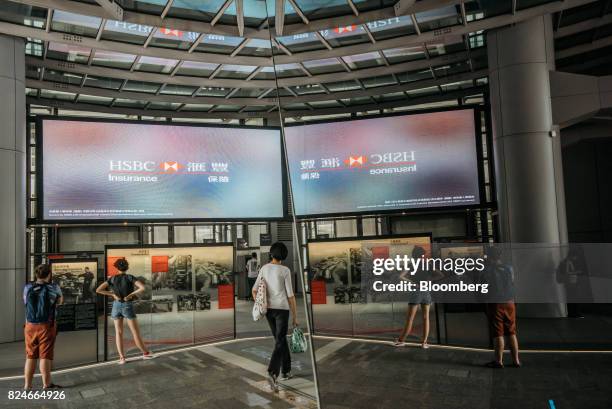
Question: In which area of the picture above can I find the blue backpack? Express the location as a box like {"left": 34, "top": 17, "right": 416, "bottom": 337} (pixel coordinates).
{"left": 26, "top": 284, "right": 52, "bottom": 324}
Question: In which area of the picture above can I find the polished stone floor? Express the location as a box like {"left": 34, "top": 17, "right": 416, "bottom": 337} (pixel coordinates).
{"left": 0, "top": 338, "right": 317, "bottom": 409}
{"left": 314, "top": 338, "right": 612, "bottom": 409}
{"left": 2, "top": 335, "right": 611, "bottom": 408}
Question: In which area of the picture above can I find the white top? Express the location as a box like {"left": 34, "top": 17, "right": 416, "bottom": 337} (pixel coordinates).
{"left": 246, "top": 258, "right": 259, "bottom": 278}
{"left": 254, "top": 263, "right": 294, "bottom": 310}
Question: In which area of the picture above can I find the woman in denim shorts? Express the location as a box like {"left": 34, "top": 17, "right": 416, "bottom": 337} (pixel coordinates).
{"left": 96, "top": 258, "right": 153, "bottom": 364}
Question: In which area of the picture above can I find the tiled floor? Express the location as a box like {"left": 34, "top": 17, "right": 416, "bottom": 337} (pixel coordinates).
{"left": 314, "top": 338, "right": 612, "bottom": 409}
{"left": 0, "top": 339, "right": 317, "bottom": 409}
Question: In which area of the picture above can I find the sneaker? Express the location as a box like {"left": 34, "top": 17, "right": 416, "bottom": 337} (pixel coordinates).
{"left": 393, "top": 339, "right": 406, "bottom": 347}
{"left": 118, "top": 357, "right": 127, "bottom": 365}
{"left": 267, "top": 372, "right": 279, "bottom": 393}
{"left": 421, "top": 343, "right": 429, "bottom": 349}
{"left": 280, "top": 372, "right": 293, "bottom": 381}
{"left": 142, "top": 351, "right": 154, "bottom": 360}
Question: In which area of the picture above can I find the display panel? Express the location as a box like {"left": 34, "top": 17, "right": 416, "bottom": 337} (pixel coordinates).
{"left": 105, "top": 244, "right": 235, "bottom": 356}
{"left": 308, "top": 235, "right": 431, "bottom": 337}
{"left": 40, "top": 119, "right": 285, "bottom": 220}
{"left": 50, "top": 259, "right": 98, "bottom": 304}
{"left": 284, "top": 109, "right": 481, "bottom": 216}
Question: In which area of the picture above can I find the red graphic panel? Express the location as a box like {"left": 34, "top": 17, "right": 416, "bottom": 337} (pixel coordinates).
{"left": 217, "top": 284, "right": 234, "bottom": 309}
{"left": 151, "top": 255, "right": 169, "bottom": 273}
{"left": 371, "top": 246, "right": 389, "bottom": 260}
{"left": 311, "top": 279, "right": 327, "bottom": 305}
{"left": 48, "top": 254, "right": 64, "bottom": 260}
{"left": 106, "top": 257, "right": 123, "bottom": 277}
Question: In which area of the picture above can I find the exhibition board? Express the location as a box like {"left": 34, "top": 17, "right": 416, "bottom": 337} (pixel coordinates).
{"left": 48, "top": 259, "right": 100, "bottom": 368}
{"left": 104, "top": 244, "right": 235, "bottom": 358}
{"left": 307, "top": 234, "right": 433, "bottom": 338}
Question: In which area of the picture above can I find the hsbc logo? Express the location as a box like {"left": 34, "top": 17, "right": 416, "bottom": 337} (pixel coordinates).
{"left": 160, "top": 27, "right": 182, "bottom": 37}
{"left": 342, "top": 151, "right": 415, "bottom": 168}
{"left": 109, "top": 160, "right": 184, "bottom": 173}
{"left": 370, "top": 151, "right": 416, "bottom": 164}
{"left": 160, "top": 161, "right": 181, "bottom": 172}
{"left": 109, "top": 160, "right": 156, "bottom": 172}
{"left": 344, "top": 155, "right": 367, "bottom": 167}
{"left": 334, "top": 25, "right": 356, "bottom": 34}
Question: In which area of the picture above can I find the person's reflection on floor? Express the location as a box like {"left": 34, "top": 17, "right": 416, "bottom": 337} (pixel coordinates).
{"left": 480, "top": 247, "right": 521, "bottom": 369}
{"left": 556, "top": 247, "right": 592, "bottom": 318}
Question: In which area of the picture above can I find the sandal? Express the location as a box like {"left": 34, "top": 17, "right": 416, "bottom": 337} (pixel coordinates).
{"left": 393, "top": 339, "right": 406, "bottom": 347}
{"left": 118, "top": 356, "right": 127, "bottom": 365}
{"left": 485, "top": 361, "right": 504, "bottom": 369}
{"left": 43, "top": 383, "right": 63, "bottom": 389}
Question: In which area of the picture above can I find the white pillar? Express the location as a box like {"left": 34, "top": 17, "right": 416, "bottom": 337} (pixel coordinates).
{"left": 488, "top": 15, "right": 567, "bottom": 244}
{"left": 0, "top": 34, "right": 26, "bottom": 342}
{"left": 488, "top": 16, "right": 568, "bottom": 317}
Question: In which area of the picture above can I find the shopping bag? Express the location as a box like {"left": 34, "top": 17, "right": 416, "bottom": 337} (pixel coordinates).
{"left": 252, "top": 278, "right": 267, "bottom": 321}
{"left": 290, "top": 326, "right": 307, "bottom": 353}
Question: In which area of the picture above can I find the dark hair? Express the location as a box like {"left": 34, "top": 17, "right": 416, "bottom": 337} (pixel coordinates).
{"left": 251, "top": 252, "right": 257, "bottom": 259}
{"left": 269, "top": 242, "right": 288, "bottom": 261}
{"left": 35, "top": 264, "right": 51, "bottom": 280}
{"left": 114, "top": 258, "right": 129, "bottom": 272}
{"left": 412, "top": 246, "right": 426, "bottom": 258}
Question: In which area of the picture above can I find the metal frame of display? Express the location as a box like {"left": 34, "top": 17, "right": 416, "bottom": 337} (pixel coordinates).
{"left": 103, "top": 242, "right": 236, "bottom": 361}
{"left": 34, "top": 115, "right": 289, "bottom": 224}
{"left": 282, "top": 105, "right": 494, "bottom": 219}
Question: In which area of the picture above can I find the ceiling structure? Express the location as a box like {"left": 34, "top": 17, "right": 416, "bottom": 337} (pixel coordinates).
{"left": 0, "top": 0, "right": 609, "bottom": 123}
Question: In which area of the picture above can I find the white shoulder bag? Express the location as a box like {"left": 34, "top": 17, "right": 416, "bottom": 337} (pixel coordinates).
{"left": 252, "top": 277, "right": 268, "bottom": 321}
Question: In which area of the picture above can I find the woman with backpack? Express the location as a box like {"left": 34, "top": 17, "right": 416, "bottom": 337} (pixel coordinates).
{"left": 252, "top": 242, "right": 298, "bottom": 392}
{"left": 96, "top": 258, "right": 153, "bottom": 364}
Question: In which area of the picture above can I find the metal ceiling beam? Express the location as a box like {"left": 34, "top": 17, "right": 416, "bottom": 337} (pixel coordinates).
{"left": 347, "top": 0, "right": 359, "bottom": 16}
{"left": 235, "top": 0, "right": 244, "bottom": 37}
{"left": 9, "top": 0, "right": 460, "bottom": 39}
{"left": 0, "top": 20, "right": 272, "bottom": 67}
{"left": 26, "top": 69, "right": 485, "bottom": 108}
{"left": 556, "top": 34, "right": 612, "bottom": 59}
{"left": 26, "top": 47, "right": 480, "bottom": 89}
{"left": 275, "top": 0, "right": 285, "bottom": 37}
{"left": 27, "top": 57, "right": 275, "bottom": 89}
{"left": 287, "top": 0, "right": 310, "bottom": 24}
{"left": 45, "top": 9, "right": 53, "bottom": 33}
{"left": 279, "top": 85, "right": 486, "bottom": 118}
{"left": 27, "top": 96, "right": 276, "bottom": 119}
{"left": 211, "top": 0, "right": 234, "bottom": 27}
{"left": 161, "top": 0, "right": 174, "bottom": 20}
{"left": 273, "top": 0, "right": 598, "bottom": 64}
{"left": 24, "top": 82, "right": 483, "bottom": 121}
{"left": 94, "top": 0, "right": 123, "bottom": 21}
{"left": 554, "top": 13, "right": 612, "bottom": 38}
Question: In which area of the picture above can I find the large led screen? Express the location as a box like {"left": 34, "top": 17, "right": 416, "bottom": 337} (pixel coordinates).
{"left": 40, "top": 120, "right": 284, "bottom": 220}
{"left": 284, "top": 109, "right": 481, "bottom": 216}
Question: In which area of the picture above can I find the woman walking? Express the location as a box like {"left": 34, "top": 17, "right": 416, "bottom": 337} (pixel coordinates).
{"left": 96, "top": 258, "right": 153, "bottom": 364}
{"left": 394, "top": 246, "right": 432, "bottom": 349}
{"left": 252, "top": 242, "right": 298, "bottom": 392}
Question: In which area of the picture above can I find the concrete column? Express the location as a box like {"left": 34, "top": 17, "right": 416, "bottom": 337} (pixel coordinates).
{"left": 488, "top": 16, "right": 567, "bottom": 317}
{"left": 488, "top": 15, "right": 567, "bottom": 244}
{"left": 0, "top": 35, "right": 26, "bottom": 342}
